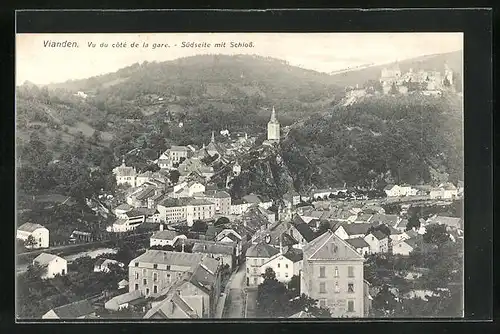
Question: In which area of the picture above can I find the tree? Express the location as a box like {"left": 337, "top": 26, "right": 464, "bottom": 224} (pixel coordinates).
{"left": 287, "top": 275, "right": 300, "bottom": 295}
{"left": 24, "top": 235, "right": 38, "bottom": 249}
{"left": 190, "top": 220, "right": 208, "bottom": 233}
{"left": 215, "top": 217, "right": 230, "bottom": 226}
{"left": 168, "top": 170, "right": 181, "bottom": 184}
{"left": 372, "top": 285, "right": 399, "bottom": 317}
{"left": 423, "top": 224, "right": 449, "bottom": 245}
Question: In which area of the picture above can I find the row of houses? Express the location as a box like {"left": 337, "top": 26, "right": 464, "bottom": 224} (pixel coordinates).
{"left": 384, "top": 182, "right": 463, "bottom": 199}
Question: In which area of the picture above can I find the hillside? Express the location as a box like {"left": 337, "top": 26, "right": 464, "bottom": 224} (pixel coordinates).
{"left": 283, "top": 92, "right": 463, "bottom": 188}
{"left": 329, "top": 51, "right": 463, "bottom": 91}
{"left": 16, "top": 52, "right": 463, "bottom": 203}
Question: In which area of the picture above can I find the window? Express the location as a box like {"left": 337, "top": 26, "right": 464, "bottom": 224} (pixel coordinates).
{"left": 142, "top": 268, "right": 147, "bottom": 275}
{"left": 347, "top": 300, "right": 354, "bottom": 312}
{"left": 348, "top": 283, "right": 354, "bottom": 293}
{"left": 153, "top": 264, "right": 158, "bottom": 269}
{"left": 153, "top": 273, "right": 158, "bottom": 282}
{"left": 348, "top": 266, "right": 354, "bottom": 278}
{"left": 247, "top": 268, "right": 249, "bottom": 273}
{"left": 319, "top": 299, "right": 326, "bottom": 308}
{"left": 285, "top": 272, "right": 289, "bottom": 278}
{"left": 167, "top": 265, "right": 171, "bottom": 270}
{"left": 277, "top": 263, "right": 280, "bottom": 268}
{"left": 135, "top": 272, "right": 139, "bottom": 280}
{"left": 285, "top": 264, "right": 288, "bottom": 269}
{"left": 253, "top": 268, "right": 257, "bottom": 274}
{"left": 134, "top": 284, "right": 139, "bottom": 290}
{"left": 319, "top": 282, "right": 326, "bottom": 293}
{"left": 319, "top": 266, "right": 326, "bottom": 278}
{"left": 335, "top": 282, "right": 340, "bottom": 293}
{"left": 334, "top": 267, "right": 339, "bottom": 277}
{"left": 153, "top": 285, "right": 158, "bottom": 294}
{"left": 135, "top": 263, "right": 139, "bottom": 267}
{"left": 146, "top": 288, "right": 150, "bottom": 295}
{"left": 253, "top": 259, "right": 258, "bottom": 265}
{"left": 143, "top": 279, "right": 147, "bottom": 286}
{"left": 372, "top": 236, "right": 375, "bottom": 241}
{"left": 261, "top": 259, "right": 265, "bottom": 265}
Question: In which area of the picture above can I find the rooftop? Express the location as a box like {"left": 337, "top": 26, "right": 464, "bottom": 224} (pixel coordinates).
{"left": 33, "top": 253, "right": 62, "bottom": 266}
{"left": 303, "top": 230, "right": 364, "bottom": 261}
{"left": 192, "top": 242, "right": 234, "bottom": 256}
{"left": 130, "top": 250, "right": 204, "bottom": 268}
{"left": 49, "top": 299, "right": 94, "bottom": 319}
{"left": 246, "top": 243, "right": 280, "bottom": 258}
{"left": 151, "top": 230, "right": 179, "bottom": 240}
{"left": 346, "top": 237, "right": 370, "bottom": 249}
{"left": 18, "top": 222, "right": 46, "bottom": 233}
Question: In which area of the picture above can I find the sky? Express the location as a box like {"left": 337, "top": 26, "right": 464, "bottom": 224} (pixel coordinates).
{"left": 16, "top": 33, "right": 463, "bottom": 85}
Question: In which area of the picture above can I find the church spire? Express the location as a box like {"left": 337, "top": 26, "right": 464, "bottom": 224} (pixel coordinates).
{"left": 270, "top": 106, "right": 277, "bottom": 123}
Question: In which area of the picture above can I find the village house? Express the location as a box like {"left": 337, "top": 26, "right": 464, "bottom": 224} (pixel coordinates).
{"left": 245, "top": 243, "right": 280, "bottom": 287}
{"left": 42, "top": 299, "right": 96, "bottom": 319}
{"left": 363, "top": 231, "right": 390, "bottom": 254}
{"left": 33, "top": 253, "right": 67, "bottom": 279}
{"left": 150, "top": 227, "right": 186, "bottom": 248}
{"left": 127, "top": 184, "right": 161, "bottom": 208}
{"left": 392, "top": 235, "right": 437, "bottom": 256}
{"left": 370, "top": 214, "right": 402, "bottom": 229}
{"left": 242, "top": 194, "right": 273, "bottom": 210}
{"left": 230, "top": 198, "right": 253, "bottom": 215}
{"left": 334, "top": 223, "right": 376, "bottom": 240}
{"left": 215, "top": 228, "right": 243, "bottom": 259}
{"left": 384, "top": 184, "right": 418, "bottom": 197}
{"left": 128, "top": 250, "right": 221, "bottom": 301}
{"left": 118, "top": 279, "right": 129, "bottom": 290}
{"left": 300, "top": 230, "right": 365, "bottom": 318}
{"left": 346, "top": 237, "right": 371, "bottom": 256}
{"left": 105, "top": 290, "right": 143, "bottom": 311}
{"left": 171, "top": 181, "right": 206, "bottom": 198}
{"left": 194, "top": 189, "right": 232, "bottom": 215}
{"left": 17, "top": 222, "right": 49, "bottom": 249}
{"left": 178, "top": 157, "right": 215, "bottom": 180}
{"left": 299, "top": 209, "right": 329, "bottom": 223}
{"left": 426, "top": 215, "right": 463, "bottom": 231}
{"left": 107, "top": 214, "right": 145, "bottom": 233}
{"left": 114, "top": 203, "right": 134, "bottom": 218}
{"left": 192, "top": 242, "right": 235, "bottom": 270}
{"left": 429, "top": 182, "right": 460, "bottom": 199}
{"left": 258, "top": 206, "right": 276, "bottom": 225}
{"left": 156, "top": 197, "right": 216, "bottom": 226}
{"left": 113, "top": 160, "right": 137, "bottom": 188}
{"left": 143, "top": 265, "right": 219, "bottom": 319}
{"left": 260, "top": 247, "right": 303, "bottom": 283}
{"left": 93, "top": 258, "right": 124, "bottom": 273}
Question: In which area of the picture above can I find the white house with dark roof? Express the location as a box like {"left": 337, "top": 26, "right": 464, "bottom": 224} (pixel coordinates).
{"left": 17, "top": 222, "right": 49, "bottom": 249}
{"left": 194, "top": 189, "right": 232, "bottom": 215}
{"left": 259, "top": 248, "right": 303, "bottom": 283}
{"left": 105, "top": 290, "right": 142, "bottom": 311}
{"left": 192, "top": 242, "right": 235, "bottom": 270}
{"left": 245, "top": 243, "right": 280, "bottom": 287}
{"left": 346, "top": 237, "right": 371, "bottom": 256}
{"left": 93, "top": 258, "right": 124, "bottom": 273}
{"left": 33, "top": 253, "right": 67, "bottom": 279}
{"left": 334, "top": 223, "right": 376, "bottom": 240}
{"left": 42, "top": 299, "right": 95, "bottom": 319}
{"left": 364, "top": 231, "right": 390, "bottom": 254}
{"left": 230, "top": 198, "right": 253, "bottom": 215}
{"left": 150, "top": 228, "right": 186, "bottom": 248}
{"left": 113, "top": 160, "right": 137, "bottom": 187}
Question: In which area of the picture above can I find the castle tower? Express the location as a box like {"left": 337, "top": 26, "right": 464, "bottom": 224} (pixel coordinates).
{"left": 267, "top": 106, "right": 280, "bottom": 143}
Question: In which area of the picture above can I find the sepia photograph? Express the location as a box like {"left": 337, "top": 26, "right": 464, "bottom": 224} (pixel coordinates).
{"left": 15, "top": 32, "right": 464, "bottom": 320}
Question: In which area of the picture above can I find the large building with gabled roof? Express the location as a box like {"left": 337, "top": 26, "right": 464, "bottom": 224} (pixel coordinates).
{"left": 300, "top": 230, "right": 365, "bottom": 318}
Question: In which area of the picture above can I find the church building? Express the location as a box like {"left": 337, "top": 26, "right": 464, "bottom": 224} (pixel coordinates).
{"left": 267, "top": 106, "right": 280, "bottom": 144}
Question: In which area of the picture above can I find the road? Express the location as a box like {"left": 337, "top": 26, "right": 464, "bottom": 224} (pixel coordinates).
{"left": 245, "top": 287, "right": 258, "bottom": 318}
{"left": 222, "top": 263, "right": 247, "bottom": 318}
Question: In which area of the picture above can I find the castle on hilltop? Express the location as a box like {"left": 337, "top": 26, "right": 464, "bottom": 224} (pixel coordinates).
{"left": 379, "top": 62, "right": 455, "bottom": 95}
